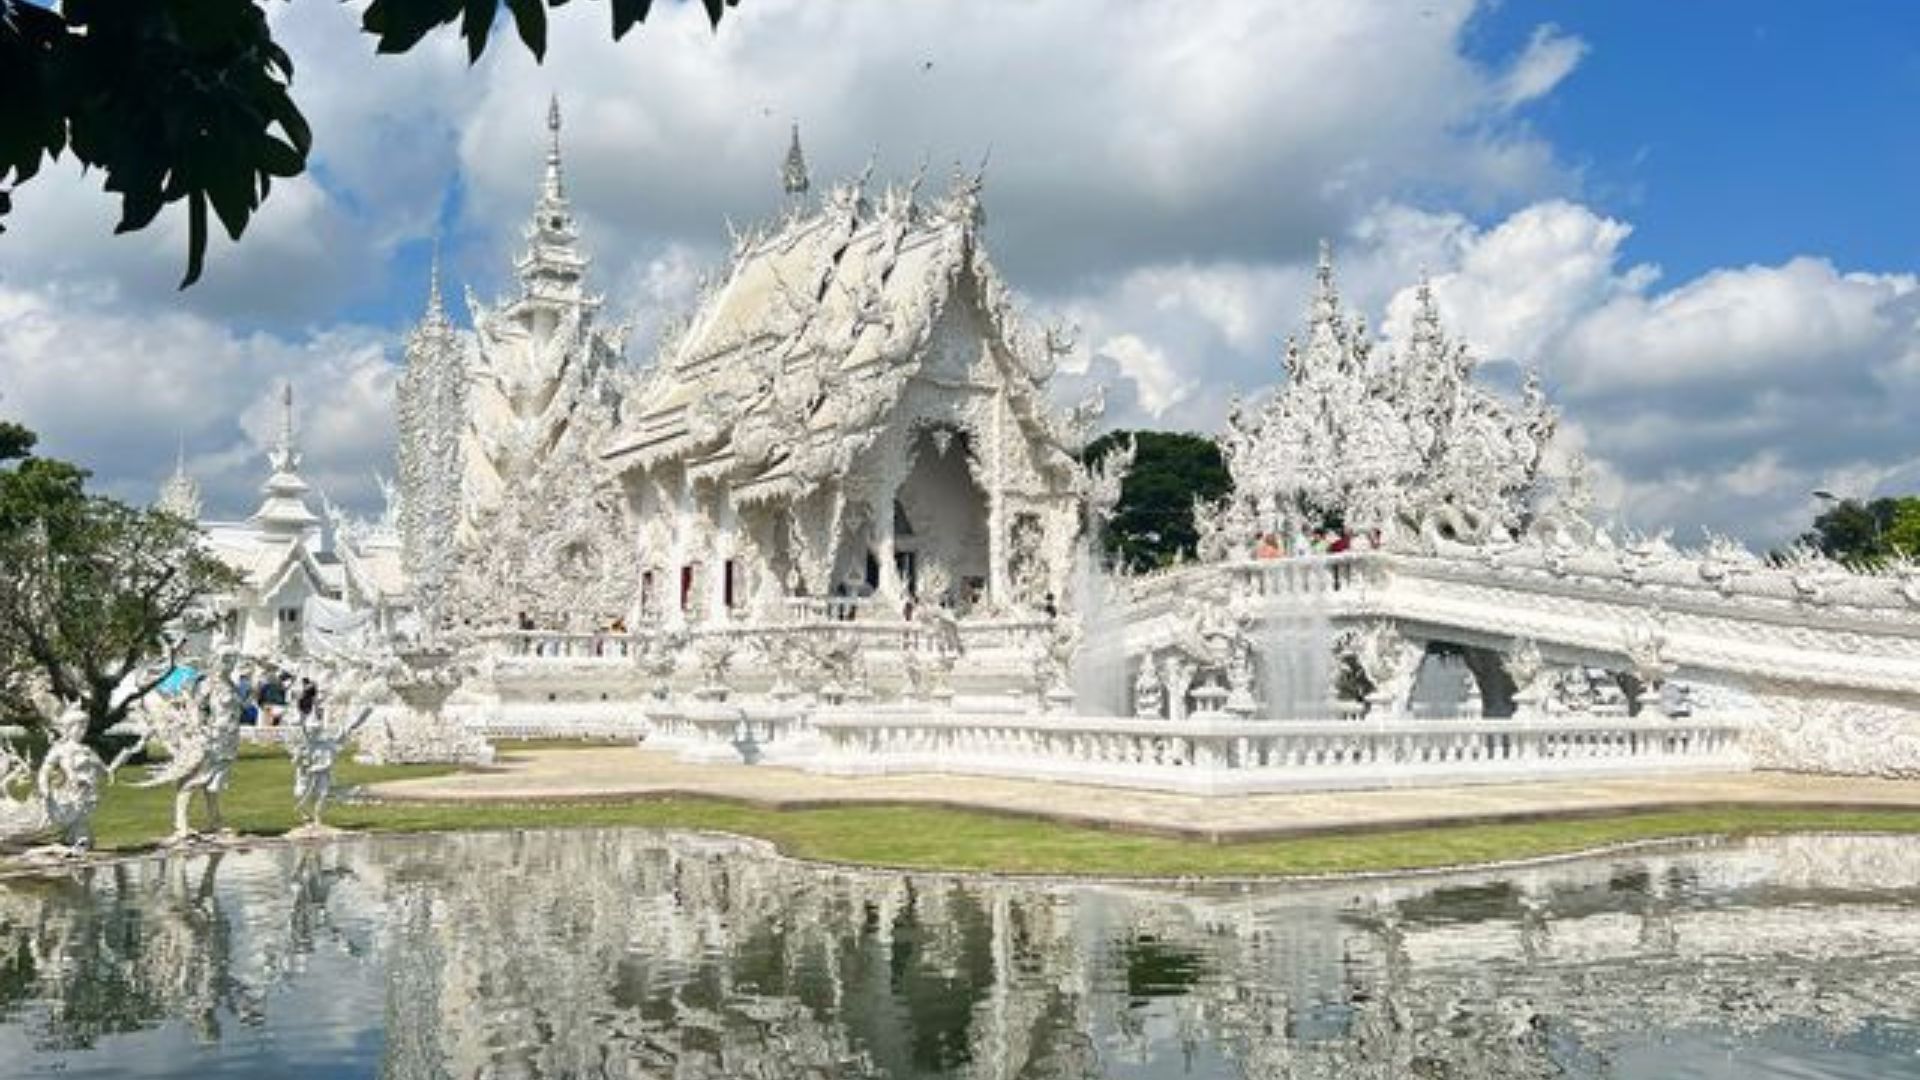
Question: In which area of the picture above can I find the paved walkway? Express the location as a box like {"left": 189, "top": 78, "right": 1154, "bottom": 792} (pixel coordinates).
{"left": 363, "top": 749, "right": 1920, "bottom": 841}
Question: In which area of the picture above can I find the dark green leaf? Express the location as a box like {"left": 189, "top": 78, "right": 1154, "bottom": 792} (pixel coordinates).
{"left": 611, "top": 0, "right": 655, "bottom": 41}
{"left": 259, "top": 136, "right": 303, "bottom": 178}
{"left": 181, "top": 191, "right": 207, "bottom": 289}
{"left": 462, "top": 0, "right": 498, "bottom": 62}
{"left": 505, "top": 0, "right": 547, "bottom": 60}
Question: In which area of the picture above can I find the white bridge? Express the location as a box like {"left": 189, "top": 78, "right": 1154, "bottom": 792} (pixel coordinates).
{"left": 446, "top": 540, "right": 1920, "bottom": 794}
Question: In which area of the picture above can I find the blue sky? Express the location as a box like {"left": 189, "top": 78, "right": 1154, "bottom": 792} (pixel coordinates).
{"left": 1, "top": 0, "right": 1916, "bottom": 545}
{"left": 1467, "top": 2, "right": 1920, "bottom": 278}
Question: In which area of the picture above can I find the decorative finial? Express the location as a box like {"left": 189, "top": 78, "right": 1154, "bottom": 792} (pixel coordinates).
{"left": 1310, "top": 238, "right": 1340, "bottom": 319}
{"left": 782, "top": 120, "right": 810, "bottom": 198}
{"left": 543, "top": 96, "right": 565, "bottom": 202}
{"left": 267, "top": 380, "right": 301, "bottom": 476}
{"left": 1413, "top": 267, "right": 1441, "bottom": 341}
{"left": 426, "top": 237, "right": 446, "bottom": 321}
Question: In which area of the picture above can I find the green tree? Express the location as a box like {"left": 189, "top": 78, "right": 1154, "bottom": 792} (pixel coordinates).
{"left": 1886, "top": 500, "right": 1920, "bottom": 559}
{"left": 0, "top": 0, "right": 740, "bottom": 287}
{"left": 1084, "top": 430, "right": 1231, "bottom": 571}
{"left": 1800, "top": 496, "right": 1920, "bottom": 563}
{"left": 0, "top": 421, "right": 239, "bottom": 747}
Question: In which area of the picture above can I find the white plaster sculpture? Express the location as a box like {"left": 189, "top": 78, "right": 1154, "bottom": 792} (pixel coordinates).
{"left": 287, "top": 704, "right": 374, "bottom": 832}
{"left": 0, "top": 698, "right": 113, "bottom": 856}
{"left": 1623, "top": 615, "right": 1677, "bottom": 719}
{"left": 110, "top": 655, "right": 244, "bottom": 844}
{"left": 1503, "top": 638, "right": 1550, "bottom": 720}
{"left": 361, "top": 646, "right": 494, "bottom": 766}
{"left": 1132, "top": 661, "right": 1164, "bottom": 720}
{"left": 1341, "top": 622, "right": 1424, "bottom": 719}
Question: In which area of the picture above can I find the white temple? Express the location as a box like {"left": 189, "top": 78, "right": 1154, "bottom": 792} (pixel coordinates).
{"left": 338, "top": 106, "right": 1920, "bottom": 785}
{"left": 159, "top": 384, "right": 405, "bottom": 658}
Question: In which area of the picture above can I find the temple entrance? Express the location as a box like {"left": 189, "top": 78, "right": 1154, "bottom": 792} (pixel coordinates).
{"left": 896, "top": 427, "right": 989, "bottom": 610}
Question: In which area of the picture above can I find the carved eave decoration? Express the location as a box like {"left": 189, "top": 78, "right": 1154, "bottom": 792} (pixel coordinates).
{"left": 603, "top": 163, "right": 1086, "bottom": 504}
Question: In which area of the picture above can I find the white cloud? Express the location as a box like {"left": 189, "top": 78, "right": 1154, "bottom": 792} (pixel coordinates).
{"left": 1497, "top": 26, "right": 1589, "bottom": 110}
{"left": 0, "top": 285, "right": 396, "bottom": 518}
{"left": 1362, "top": 203, "right": 1920, "bottom": 545}
{"left": 1093, "top": 334, "right": 1192, "bottom": 417}
{"left": 13, "top": 0, "right": 1918, "bottom": 551}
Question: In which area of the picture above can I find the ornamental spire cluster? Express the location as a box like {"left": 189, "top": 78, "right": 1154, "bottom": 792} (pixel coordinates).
{"left": 155, "top": 440, "right": 202, "bottom": 521}
{"left": 1214, "top": 243, "right": 1556, "bottom": 549}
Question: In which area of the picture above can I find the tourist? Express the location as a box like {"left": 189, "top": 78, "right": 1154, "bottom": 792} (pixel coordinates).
{"left": 258, "top": 671, "right": 288, "bottom": 727}
{"left": 234, "top": 669, "right": 258, "bottom": 726}
{"left": 1255, "top": 533, "right": 1282, "bottom": 560}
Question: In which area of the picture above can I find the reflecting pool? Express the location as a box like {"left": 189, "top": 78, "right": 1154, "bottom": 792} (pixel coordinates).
{"left": 3, "top": 830, "right": 1920, "bottom": 1078}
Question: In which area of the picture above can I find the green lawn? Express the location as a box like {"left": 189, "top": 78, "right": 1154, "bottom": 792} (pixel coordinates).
{"left": 78, "top": 750, "right": 1920, "bottom": 878}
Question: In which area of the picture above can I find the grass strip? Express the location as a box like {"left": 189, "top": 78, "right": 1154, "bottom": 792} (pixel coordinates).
{"left": 69, "top": 753, "right": 1920, "bottom": 878}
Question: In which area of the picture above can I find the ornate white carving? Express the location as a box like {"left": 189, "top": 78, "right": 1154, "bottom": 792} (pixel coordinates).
{"left": 1338, "top": 620, "right": 1425, "bottom": 718}
{"left": 1211, "top": 251, "right": 1557, "bottom": 555}
{"left": 0, "top": 696, "right": 112, "bottom": 854}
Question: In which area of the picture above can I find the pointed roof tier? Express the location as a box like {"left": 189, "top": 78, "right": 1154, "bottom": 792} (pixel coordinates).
{"left": 249, "top": 382, "right": 322, "bottom": 539}
{"left": 781, "top": 121, "right": 811, "bottom": 198}
{"left": 602, "top": 153, "right": 1087, "bottom": 504}
{"left": 513, "top": 97, "right": 591, "bottom": 305}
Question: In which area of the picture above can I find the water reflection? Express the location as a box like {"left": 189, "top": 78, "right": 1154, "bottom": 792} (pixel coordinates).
{"left": 2, "top": 831, "right": 1919, "bottom": 1078}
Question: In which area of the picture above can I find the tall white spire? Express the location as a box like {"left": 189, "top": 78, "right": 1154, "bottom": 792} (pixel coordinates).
{"left": 543, "top": 94, "right": 565, "bottom": 202}
{"left": 270, "top": 381, "right": 299, "bottom": 474}
{"left": 515, "top": 96, "right": 589, "bottom": 302}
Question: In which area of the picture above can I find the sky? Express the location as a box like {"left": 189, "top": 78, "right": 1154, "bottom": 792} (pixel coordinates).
{"left": 0, "top": 0, "right": 1916, "bottom": 545}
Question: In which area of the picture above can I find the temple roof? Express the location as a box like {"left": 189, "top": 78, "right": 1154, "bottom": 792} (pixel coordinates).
{"left": 249, "top": 382, "right": 322, "bottom": 538}
{"left": 602, "top": 153, "right": 1081, "bottom": 501}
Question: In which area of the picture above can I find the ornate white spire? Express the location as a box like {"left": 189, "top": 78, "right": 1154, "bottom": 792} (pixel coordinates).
{"left": 515, "top": 96, "right": 589, "bottom": 302}
{"left": 1311, "top": 238, "right": 1339, "bottom": 321}
{"left": 543, "top": 95, "right": 565, "bottom": 202}
{"left": 251, "top": 381, "right": 321, "bottom": 539}
{"left": 424, "top": 239, "right": 448, "bottom": 328}
{"left": 270, "top": 381, "right": 299, "bottom": 475}
{"left": 781, "top": 120, "right": 810, "bottom": 198}
{"left": 155, "top": 439, "right": 202, "bottom": 521}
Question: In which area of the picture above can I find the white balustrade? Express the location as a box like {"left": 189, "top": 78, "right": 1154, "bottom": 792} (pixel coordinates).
{"left": 481, "top": 630, "right": 637, "bottom": 661}
{"left": 805, "top": 710, "right": 1749, "bottom": 795}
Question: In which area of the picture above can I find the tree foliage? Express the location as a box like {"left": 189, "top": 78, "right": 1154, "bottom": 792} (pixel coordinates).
{"left": 1084, "top": 430, "right": 1231, "bottom": 572}
{"left": 0, "top": 0, "right": 740, "bottom": 288}
{"left": 1800, "top": 496, "right": 1920, "bottom": 563}
{"left": 0, "top": 420, "right": 240, "bottom": 747}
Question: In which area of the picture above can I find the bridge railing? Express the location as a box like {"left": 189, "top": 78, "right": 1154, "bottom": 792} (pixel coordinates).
{"left": 480, "top": 629, "right": 638, "bottom": 661}
{"left": 805, "top": 709, "right": 1749, "bottom": 795}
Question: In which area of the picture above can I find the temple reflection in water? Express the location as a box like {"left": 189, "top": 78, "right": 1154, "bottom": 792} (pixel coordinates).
{"left": 3, "top": 831, "right": 1919, "bottom": 1078}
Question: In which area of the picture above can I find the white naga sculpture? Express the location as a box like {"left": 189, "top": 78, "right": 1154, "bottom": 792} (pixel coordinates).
{"left": 109, "top": 652, "right": 244, "bottom": 843}
{"left": 0, "top": 697, "right": 114, "bottom": 855}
